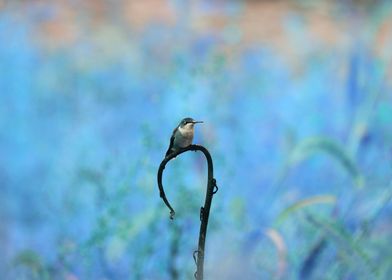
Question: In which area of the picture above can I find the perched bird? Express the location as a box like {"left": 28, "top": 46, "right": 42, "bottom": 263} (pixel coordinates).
{"left": 165, "top": 117, "right": 203, "bottom": 157}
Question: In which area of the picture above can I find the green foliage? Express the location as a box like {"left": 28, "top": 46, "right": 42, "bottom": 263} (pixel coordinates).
{"left": 12, "top": 250, "right": 50, "bottom": 280}
{"left": 276, "top": 195, "right": 336, "bottom": 225}
{"left": 287, "top": 137, "right": 364, "bottom": 187}
{"left": 3, "top": 1, "right": 392, "bottom": 279}
{"left": 306, "top": 214, "right": 379, "bottom": 279}
{"left": 229, "top": 197, "right": 247, "bottom": 228}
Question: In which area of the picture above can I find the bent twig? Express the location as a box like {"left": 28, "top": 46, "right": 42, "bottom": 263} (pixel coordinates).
{"left": 157, "top": 144, "right": 218, "bottom": 280}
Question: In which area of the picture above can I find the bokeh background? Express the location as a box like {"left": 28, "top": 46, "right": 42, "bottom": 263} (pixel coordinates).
{"left": 1, "top": 0, "right": 392, "bottom": 279}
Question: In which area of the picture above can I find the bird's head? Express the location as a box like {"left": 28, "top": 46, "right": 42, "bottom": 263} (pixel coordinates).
{"left": 179, "top": 117, "right": 203, "bottom": 129}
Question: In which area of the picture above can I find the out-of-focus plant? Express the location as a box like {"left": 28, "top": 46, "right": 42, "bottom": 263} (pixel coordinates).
{"left": 1, "top": 1, "right": 392, "bottom": 279}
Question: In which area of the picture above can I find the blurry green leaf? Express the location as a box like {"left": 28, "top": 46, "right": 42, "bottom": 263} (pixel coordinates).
{"left": 106, "top": 236, "right": 127, "bottom": 262}
{"left": 175, "top": 186, "right": 201, "bottom": 214}
{"left": 78, "top": 168, "right": 103, "bottom": 186}
{"left": 82, "top": 208, "right": 160, "bottom": 258}
{"left": 13, "top": 250, "right": 49, "bottom": 280}
{"left": 277, "top": 195, "right": 336, "bottom": 225}
{"left": 117, "top": 208, "right": 159, "bottom": 240}
{"left": 83, "top": 216, "right": 111, "bottom": 249}
{"left": 230, "top": 197, "right": 246, "bottom": 225}
{"left": 306, "top": 214, "right": 379, "bottom": 278}
{"left": 379, "top": 255, "right": 392, "bottom": 279}
{"left": 288, "top": 137, "right": 364, "bottom": 188}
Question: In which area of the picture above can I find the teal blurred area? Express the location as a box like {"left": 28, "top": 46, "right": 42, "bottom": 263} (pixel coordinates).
{"left": 1, "top": 0, "right": 392, "bottom": 279}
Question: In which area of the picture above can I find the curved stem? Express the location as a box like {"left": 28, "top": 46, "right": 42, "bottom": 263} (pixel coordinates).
{"left": 157, "top": 144, "right": 217, "bottom": 280}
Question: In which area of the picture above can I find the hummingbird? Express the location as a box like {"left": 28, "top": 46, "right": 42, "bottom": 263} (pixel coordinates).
{"left": 165, "top": 117, "right": 203, "bottom": 157}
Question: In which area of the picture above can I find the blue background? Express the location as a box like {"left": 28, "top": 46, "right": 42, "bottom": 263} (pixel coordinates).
{"left": 1, "top": 1, "right": 392, "bottom": 279}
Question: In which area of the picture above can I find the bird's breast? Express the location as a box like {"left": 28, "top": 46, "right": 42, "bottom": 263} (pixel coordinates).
{"left": 175, "top": 127, "right": 194, "bottom": 147}
{"left": 178, "top": 126, "right": 194, "bottom": 138}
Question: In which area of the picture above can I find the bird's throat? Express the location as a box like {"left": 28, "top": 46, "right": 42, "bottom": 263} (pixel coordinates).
{"left": 178, "top": 125, "right": 194, "bottom": 138}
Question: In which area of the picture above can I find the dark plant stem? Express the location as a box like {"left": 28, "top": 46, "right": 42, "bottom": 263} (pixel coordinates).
{"left": 299, "top": 237, "right": 328, "bottom": 279}
{"left": 157, "top": 144, "right": 218, "bottom": 280}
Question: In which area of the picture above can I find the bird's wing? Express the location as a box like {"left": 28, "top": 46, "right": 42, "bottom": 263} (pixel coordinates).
{"left": 165, "top": 127, "right": 177, "bottom": 157}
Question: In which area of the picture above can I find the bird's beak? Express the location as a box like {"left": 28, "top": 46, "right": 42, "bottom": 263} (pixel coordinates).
{"left": 193, "top": 121, "right": 203, "bottom": 124}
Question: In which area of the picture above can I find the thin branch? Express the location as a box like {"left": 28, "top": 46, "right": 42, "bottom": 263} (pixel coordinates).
{"left": 157, "top": 144, "right": 218, "bottom": 280}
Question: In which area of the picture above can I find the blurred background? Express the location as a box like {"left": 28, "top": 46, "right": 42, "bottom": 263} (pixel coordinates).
{"left": 1, "top": 0, "right": 392, "bottom": 279}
